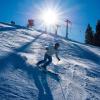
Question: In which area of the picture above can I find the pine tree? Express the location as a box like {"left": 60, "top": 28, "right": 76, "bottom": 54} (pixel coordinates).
{"left": 94, "top": 20, "right": 100, "bottom": 46}
{"left": 85, "top": 24, "right": 94, "bottom": 44}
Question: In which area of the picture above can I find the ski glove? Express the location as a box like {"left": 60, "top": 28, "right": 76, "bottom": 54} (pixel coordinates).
{"left": 58, "top": 58, "right": 60, "bottom": 61}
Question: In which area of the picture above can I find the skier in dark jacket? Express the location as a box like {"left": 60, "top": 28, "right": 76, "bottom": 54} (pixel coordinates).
{"left": 36, "top": 43, "right": 60, "bottom": 70}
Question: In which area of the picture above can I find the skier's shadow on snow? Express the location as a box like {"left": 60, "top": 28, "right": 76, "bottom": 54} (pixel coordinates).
{"left": 14, "top": 57, "right": 59, "bottom": 100}
{"left": 0, "top": 52, "right": 59, "bottom": 100}
{"left": 0, "top": 33, "right": 59, "bottom": 100}
{"left": 0, "top": 53, "right": 59, "bottom": 100}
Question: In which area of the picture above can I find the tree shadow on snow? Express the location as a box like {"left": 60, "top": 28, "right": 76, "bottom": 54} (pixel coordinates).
{"left": 67, "top": 43, "right": 100, "bottom": 65}
{"left": 0, "top": 33, "right": 42, "bottom": 72}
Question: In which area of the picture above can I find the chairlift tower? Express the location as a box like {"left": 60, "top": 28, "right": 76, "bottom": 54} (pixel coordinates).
{"left": 65, "top": 19, "right": 72, "bottom": 39}
{"left": 55, "top": 24, "right": 60, "bottom": 35}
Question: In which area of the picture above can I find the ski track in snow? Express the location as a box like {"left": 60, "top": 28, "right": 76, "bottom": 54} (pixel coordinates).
{"left": 0, "top": 23, "right": 100, "bottom": 100}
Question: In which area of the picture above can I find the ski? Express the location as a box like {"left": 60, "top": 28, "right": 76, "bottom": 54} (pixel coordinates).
{"left": 37, "top": 66, "right": 59, "bottom": 75}
{"left": 46, "top": 70, "right": 59, "bottom": 75}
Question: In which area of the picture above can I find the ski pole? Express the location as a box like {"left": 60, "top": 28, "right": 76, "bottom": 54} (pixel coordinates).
{"left": 56, "top": 61, "right": 66, "bottom": 100}
{"left": 56, "top": 62, "right": 66, "bottom": 100}
{"left": 59, "top": 80, "right": 66, "bottom": 100}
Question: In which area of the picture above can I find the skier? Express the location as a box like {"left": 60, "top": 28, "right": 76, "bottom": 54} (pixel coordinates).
{"left": 36, "top": 43, "right": 60, "bottom": 70}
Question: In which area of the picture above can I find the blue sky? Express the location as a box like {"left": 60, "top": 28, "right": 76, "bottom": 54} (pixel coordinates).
{"left": 0, "top": 0, "right": 100, "bottom": 43}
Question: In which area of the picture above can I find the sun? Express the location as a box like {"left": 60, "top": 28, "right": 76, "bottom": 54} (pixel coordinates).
{"left": 41, "top": 8, "right": 59, "bottom": 26}
{"left": 35, "top": 1, "right": 66, "bottom": 28}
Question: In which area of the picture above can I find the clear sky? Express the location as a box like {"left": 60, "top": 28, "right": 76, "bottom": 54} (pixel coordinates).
{"left": 0, "top": 0, "right": 100, "bottom": 43}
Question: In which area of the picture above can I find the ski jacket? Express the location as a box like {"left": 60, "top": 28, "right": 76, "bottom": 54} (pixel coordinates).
{"left": 45, "top": 46, "right": 59, "bottom": 57}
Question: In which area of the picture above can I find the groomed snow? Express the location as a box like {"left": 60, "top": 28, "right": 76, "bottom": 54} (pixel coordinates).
{"left": 0, "top": 23, "right": 100, "bottom": 100}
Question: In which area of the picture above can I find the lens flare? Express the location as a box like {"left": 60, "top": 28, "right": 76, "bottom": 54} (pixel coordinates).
{"left": 41, "top": 8, "right": 59, "bottom": 26}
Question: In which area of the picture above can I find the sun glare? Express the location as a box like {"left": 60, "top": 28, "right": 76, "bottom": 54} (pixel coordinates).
{"left": 41, "top": 8, "right": 59, "bottom": 26}
{"left": 36, "top": 1, "right": 66, "bottom": 28}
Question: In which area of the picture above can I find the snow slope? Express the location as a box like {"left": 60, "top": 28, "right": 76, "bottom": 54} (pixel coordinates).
{"left": 0, "top": 23, "right": 100, "bottom": 100}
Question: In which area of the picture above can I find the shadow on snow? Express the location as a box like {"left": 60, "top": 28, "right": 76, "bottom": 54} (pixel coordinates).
{"left": 0, "top": 33, "right": 59, "bottom": 100}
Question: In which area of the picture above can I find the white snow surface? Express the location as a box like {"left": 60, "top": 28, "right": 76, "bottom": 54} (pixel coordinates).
{"left": 0, "top": 23, "right": 14, "bottom": 28}
{"left": 0, "top": 23, "right": 100, "bottom": 100}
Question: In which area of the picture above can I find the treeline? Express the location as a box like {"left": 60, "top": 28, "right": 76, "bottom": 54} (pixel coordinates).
{"left": 85, "top": 20, "right": 100, "bottom": 47}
